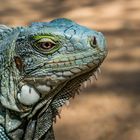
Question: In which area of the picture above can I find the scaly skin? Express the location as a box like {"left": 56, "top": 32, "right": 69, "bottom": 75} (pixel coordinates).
{"left": 0, "top": 18, "right": 107, "bottom": 140}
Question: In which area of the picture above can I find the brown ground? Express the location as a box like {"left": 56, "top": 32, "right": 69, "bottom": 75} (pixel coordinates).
{"left": 0, "top": 0, "right": 140, "bottom": 140}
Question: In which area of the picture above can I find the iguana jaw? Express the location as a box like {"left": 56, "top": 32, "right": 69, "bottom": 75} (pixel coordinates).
{"left": 20, "top": 62, "right": 103, "bottom": 118}
{"left": 16, "top": 47, "right": 107, "bottom": 116}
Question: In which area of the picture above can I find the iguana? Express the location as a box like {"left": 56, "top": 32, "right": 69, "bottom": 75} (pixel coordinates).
{"left": 0, "top": 18, "right": 107, "bottom": 140}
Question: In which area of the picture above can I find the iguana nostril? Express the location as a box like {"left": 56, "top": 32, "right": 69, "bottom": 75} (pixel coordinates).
{"left": 90, "top": 36, "right": 97, "bottom": 48}
{"left": 93, "top": 36, "right": 97, "bottom": 46}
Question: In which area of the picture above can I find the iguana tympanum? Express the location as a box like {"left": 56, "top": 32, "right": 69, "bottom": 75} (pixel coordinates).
{"left": 0, "top": 18, "right": 107, "bottom": 140}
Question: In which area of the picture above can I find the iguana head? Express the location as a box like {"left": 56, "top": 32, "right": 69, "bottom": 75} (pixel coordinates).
{"left": 12, "top": 18, "right": 107, "bottom": 117}
{"left": 0, "top": 18, "right": 107, "bottom": 139}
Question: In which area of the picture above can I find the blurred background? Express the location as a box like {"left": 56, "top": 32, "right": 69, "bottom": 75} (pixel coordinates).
{"left": 0, "top": 0, "right": 140, "bottom": 140}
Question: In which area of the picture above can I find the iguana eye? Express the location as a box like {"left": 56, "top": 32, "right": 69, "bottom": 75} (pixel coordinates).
{"left": 38, "top": 41, "right": 55, "bottom": 51}
{"left": 33, "top": 38, "right": 59, "bottom": 54}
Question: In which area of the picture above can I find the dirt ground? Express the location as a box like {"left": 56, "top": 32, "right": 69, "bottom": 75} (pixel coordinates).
{"left": 0, "top": 0, "right": 140, "bottom": 140}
